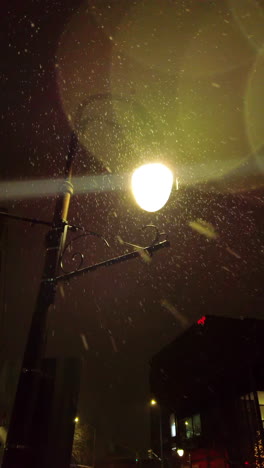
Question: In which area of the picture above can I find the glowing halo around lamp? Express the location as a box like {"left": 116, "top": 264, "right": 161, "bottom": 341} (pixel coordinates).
{"left": 131, "top": 163, "right": 173, "bottom": 212}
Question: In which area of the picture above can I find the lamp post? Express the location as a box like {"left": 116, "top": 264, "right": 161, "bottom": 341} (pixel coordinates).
{"left": 1, "top": 97, "right": 173, "bottom": 468}
{"left": 176, "top": 448, "right": 192, "bottom": 468}
{"left": 150, "top": 399, "right": 164, "bottom": 468}
{"left": 1, "top": 131, "right": 79, "bottom": 468}
{"left": 72, "top": 417, "right": 96, "bottom": 467}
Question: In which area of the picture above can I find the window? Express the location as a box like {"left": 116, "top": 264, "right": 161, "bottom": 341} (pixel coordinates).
{"left": 260, "top": 406, "right": 264, "bottom": 428}
{"left": 241, "top": 391, "right": 264, "bottom": 428}
{"left": 193, "top": 413, "right": 201, "bottom": 436}
{"left": 184, "top": 417, "right": 193, "bottom": 439}
{"left": 170, "top": 413, "right": 176, "bottom": 437}
{"left": 257, "top": 391, "right": 264, "bottom": 428}
{"left": 179, "top": 414, "right": 201, "bottom": 439}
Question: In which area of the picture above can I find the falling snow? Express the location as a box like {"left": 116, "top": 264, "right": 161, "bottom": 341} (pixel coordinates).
{"left": 1, "top": 0, "right": 264, "bottom": 460}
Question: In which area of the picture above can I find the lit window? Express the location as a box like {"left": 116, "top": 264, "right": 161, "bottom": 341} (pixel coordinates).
{"left": 185, "top": 417, "right": 193, "bottom": 439}
{"left": 193, "top": 413, "right": 201, "bottom": 436}
{"left": 170, "top": 413, "right": 176, "bottom": 437}
{"left": 179, "top": 414, "right": 201, "bottom": 439}
{"left": 241, "top": 392, "right": 264, "bottom": 428}
{"left": 257, "top": 391, "right": 264, "bottom": 427}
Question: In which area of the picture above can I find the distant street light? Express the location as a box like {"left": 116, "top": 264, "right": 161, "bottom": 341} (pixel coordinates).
{"left": 177, "top": 449, "right": 184, "bottom": 457}
{"left": 149, "top": 399, "right": 164, "bottom": 468}
{"left": 131, "top": 163, "right": 173, "bottom": 212}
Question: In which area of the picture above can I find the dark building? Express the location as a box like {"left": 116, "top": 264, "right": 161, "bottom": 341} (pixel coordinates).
{"left": 149, "top": 316, "right": 264, "bottom": 468}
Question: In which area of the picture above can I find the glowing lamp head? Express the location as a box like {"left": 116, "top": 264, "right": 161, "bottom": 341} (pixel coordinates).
{"left": 131, "top": 163, "right": 173, "bottom": 212}
{"left": 74, "top": 417, "right": 79, "bottom": 423}
{"left": 177, "top": 449, "right": 184, "bottom": 457}
{"left": 150, "top": 399, "right": 157, "bottom": 406}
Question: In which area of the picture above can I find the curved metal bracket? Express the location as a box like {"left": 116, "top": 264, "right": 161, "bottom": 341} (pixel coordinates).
{"left": 60, "top": 230, "right": 110, "bottom": 274}
{"left": 55, "top": 224, "right": 168, "bottom": 281}
{"left": 55, "top": 239, "right": 169, "bottom": 283}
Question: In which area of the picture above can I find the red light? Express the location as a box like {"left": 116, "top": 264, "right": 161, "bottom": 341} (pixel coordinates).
{"left": 197, "top": 316, "right": 206, "bottom": 325}
{"left": 244, "top": 462, "right": 249, "bottom": 466}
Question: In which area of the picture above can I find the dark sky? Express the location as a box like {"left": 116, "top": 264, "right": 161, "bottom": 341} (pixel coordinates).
{"left": 1, "top": 0, "right": 264, "bottom": 460}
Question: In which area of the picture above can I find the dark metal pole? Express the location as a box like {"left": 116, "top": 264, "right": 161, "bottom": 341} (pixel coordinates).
{"left": 159, "top": 406, "right": 164, "bottom": 468}
{"left": 2, "top": 133, "right": 78, "bottom": 468}
{"left": 92, "top": 425, "right": 96, "bottom": 468}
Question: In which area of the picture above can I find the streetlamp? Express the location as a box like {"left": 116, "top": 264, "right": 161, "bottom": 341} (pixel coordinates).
{"left": 177, "top": 448, "right": 192, "bottom": 467}
{"left": 72, "top": 417, "right": 96, "bottom": 467}
{"left": 0, "top": 96, "right": 173, "bottom": 468}
{"left": 131, "top": 163, "right": 173, "bottom": 212}
{"left": 149, "top": 399, "right": 164, "bottom": 468}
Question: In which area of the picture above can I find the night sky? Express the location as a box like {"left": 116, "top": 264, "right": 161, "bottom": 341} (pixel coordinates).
{"left": 1, "top": 0, "right": 264, "bottom": 460}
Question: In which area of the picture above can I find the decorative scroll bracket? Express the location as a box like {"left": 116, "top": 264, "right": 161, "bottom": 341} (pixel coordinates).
{"left": 53, "top": 224, "right": 169, "bottom": 283}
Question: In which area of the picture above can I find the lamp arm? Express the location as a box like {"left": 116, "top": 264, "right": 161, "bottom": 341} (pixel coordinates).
{"left": 54, "top": 239, "right": 170, "bottom": 283}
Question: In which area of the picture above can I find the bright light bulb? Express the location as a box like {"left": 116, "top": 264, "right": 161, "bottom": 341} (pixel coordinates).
{"left": 177, "top": 449, "right": 184, "bottom": 457}
{"left": 150, "top": 399, "right": 157, "bottom": 406}
{"left": 131, "top": 163, "right": 173, "bottom": 212}
{"left": 74, "top": 417, "right": 79, "bottom": 423}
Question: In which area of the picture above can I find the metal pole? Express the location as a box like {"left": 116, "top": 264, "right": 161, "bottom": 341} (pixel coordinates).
{"left": 159, "top": 406, "right": 164, "bottom": 468}
{"left": 2, "top": 133, "right": 78, "bottom": 468}
{"left": 189, "top": 451, "right": 192, "bottom": 468}
{"left": 92, "top": 427, "right": 96, "bottom": 468}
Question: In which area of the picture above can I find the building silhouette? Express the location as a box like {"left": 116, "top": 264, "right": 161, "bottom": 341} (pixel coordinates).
{"left": 150, "top": 315, "right": 264, "bottom": 467}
